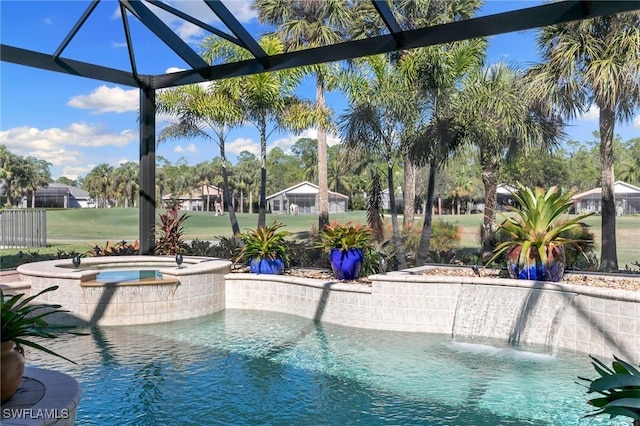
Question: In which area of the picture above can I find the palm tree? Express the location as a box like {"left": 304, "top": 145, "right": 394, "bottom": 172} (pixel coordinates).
{"left": 458, "top": 63, "right": 565, "bottom": 256}
{"left": 202, "top": 35, "right": 312, "bottom": 229}
{"left": 254, "top": 0, "right": 351, "bottom": 230}
{"left": 23, "top": 157, "right": 51, "bottom": 208}
{"left": 404, "top": 39, "right": 486, "bottom": 264}
{"left": 349, "top": 0, "right": 483, "bottom": 262}
{"left": 340, "top": 54, "right": 414, "bottom": 269}
{"left": 528, "top": 11, "right": 640, "bottom": 271}
{"left": 114, "top": 161, "right": 138, "bottom": 208}
{"left": 85, "top": 163, "right": 114, "bottom": 208}
{"left": 156, "top": 80, "right": 243, "bottom": 235}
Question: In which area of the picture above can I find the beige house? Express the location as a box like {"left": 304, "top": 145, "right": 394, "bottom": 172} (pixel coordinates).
{"left": 162, "top": 184, "right": 223, "bottom": 211}
{"left": 572, "top": 181, "right": 640, "bottom": 215}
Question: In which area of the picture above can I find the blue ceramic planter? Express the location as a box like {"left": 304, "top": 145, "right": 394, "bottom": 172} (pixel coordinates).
{"left": 506, "top": 245, "right": 565, "bottom": 282}
{"left": 329, "top": 248, "right": 363, "bottom": 280}
{"left": 249, "top": 257, "right": 285, "bottom": 275}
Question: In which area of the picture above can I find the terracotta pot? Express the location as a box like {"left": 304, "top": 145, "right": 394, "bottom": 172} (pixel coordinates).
{"left": 1, "top": 340, "right": 25, "bottom": 402}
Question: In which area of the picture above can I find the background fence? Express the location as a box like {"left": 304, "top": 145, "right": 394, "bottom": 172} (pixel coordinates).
{"left": 0, "top": 209, "right": 47, "bottom": 248}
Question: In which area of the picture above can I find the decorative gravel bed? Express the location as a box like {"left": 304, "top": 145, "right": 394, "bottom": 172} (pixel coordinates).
{"left": 234, "top": 265, "right": 640, "bottom": 291}
{"left": 421, "top": 266, "right": 640, "bottom": 292}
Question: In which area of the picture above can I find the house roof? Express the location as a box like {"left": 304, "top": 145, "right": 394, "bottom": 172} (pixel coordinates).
{"left": 497, "top": 184, "right": 518, "bottom": 195}
{"left": 266, "top": 181, "right": 348, "bottom": 200}
{"left": 162, "top": 184, "right": 222, "bottom": 200}
{"left": 37, "top": 183, "right": 91, "bottom": 199}
{"left": 572, "top": 181, "right": 640, "bottom": 200}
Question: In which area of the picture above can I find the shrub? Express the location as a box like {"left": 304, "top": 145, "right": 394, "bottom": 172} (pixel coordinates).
{"left": 154, "top": 205, "right": 189, "bottom": 255}
{"left": 88, "top": 240, "right": 139, "bottom": 256}
{"left": 403, "top": 220, "right": 461, "bottom": 253}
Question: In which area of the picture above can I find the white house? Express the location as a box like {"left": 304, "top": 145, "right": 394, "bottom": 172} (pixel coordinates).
{"left": 266, "top": 181, "right": 349, "bottom": 214}
{"left": 572, "top": 181, "right": 640, "bottom": 215}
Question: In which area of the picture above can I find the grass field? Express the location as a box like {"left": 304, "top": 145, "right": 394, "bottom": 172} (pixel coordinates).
{"left": 2, "top": 208, "right": 639, "bottom": 270}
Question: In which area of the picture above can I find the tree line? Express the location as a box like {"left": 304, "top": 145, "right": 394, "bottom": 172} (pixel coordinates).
{"left": 3, "top": 132, "right": 639, "bottom": 215}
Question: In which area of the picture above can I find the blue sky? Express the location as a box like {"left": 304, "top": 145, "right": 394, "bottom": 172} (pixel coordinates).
{"left": 1, "top": 0, "right": 638, "bottom": 180}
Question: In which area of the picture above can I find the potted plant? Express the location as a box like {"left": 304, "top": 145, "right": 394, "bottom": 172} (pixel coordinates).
{"left": 236, "top": 222, "right": 290, "bottom": 274}
{"left": 1, "top": 285, "right": 82, "bottom": 402}
{"left": 486, "top": 183, "right": 593, "bottom": 282}
{"left": 319, "top": 221, "right": 372, "bottom": 280}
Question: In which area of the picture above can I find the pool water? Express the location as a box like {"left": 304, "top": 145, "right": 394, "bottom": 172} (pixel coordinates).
{"left": 27, "top": 310, "right": 625, "bottom": 425}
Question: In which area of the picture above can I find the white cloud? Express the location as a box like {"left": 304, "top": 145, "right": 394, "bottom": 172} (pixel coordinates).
{"left": 577, "top": 105, "right": 599, "bottom": 122}
{"left": 227, "top": 137, "right": 259, "bottom": 156}
{"left": 67, "top": 85, "right": 138, "bottom": 114}
{"left": 633, "top": 114, "right": 640, "bottom": 128}
{"left": 111, "top": 41, "right": 127, "bottom": 48}
{"left": 270, "top": 128, "right": 341, "bottom": 154}
{"left": 0, "top": 123, "right": 136, "bottom": 154}
{"left": 43, "top": 18, "right": 52, "bottom": 25}
{"left": 59, "top": 165, "right": 91, "bottom": 181}
{"left": 174, "top": 144, "right": 198, "bottom": 153}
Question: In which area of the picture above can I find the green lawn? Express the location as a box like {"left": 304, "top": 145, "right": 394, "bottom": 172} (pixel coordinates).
{"left": 2, "top": 208, "right": 639, "bottom": 269}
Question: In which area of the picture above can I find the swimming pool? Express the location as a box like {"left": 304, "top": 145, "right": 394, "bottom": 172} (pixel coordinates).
{"left": 27, "top": 310, "right": 625, "bottom": 425}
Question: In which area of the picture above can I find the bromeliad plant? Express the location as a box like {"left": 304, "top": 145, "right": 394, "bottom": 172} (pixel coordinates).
{"left": 319, "top": 221, "right": 372, "bottom": 253}
{"left": 486, "top": 183, "right": 593, "bottom": 281}
{"left": 236, "top": 222, "right": 290, "bottom": 274}
{"left": 318, "top": 221, "right": 373, "bottom": 280}
{"left": 578, "top": 355, "right": 640, "bottom": 425}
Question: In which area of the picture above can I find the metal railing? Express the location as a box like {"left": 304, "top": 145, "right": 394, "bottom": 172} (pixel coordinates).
{"left": 0, "top": 209, "right": 47, "bottom": 248}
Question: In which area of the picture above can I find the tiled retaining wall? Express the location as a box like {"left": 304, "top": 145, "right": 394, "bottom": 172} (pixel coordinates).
{"left": 16, "top": 257, "right": 230, "bottom": 326}
{"left": 226, "top": 271, "right": 640, "bottom": 364}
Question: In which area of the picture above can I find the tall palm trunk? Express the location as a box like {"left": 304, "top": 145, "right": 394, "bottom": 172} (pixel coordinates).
{"left": 317, "top": 74, "right": 329, "bottom": 229}
{"left": 220, "top": 144, "right": 240, "bottom": 235}
{"left": 387, "top": 161, "right": 407, "bottom": 269}
{"left": 416, "top": 161, "right": 437, "bottom": 265}
{"left": 258, "top": 114, "right": 268, "bottom": 229}
{"left": 599, "top": 106, "right": 618, "bottom": 271}
{"left": 403, "top": 151, "right": 416, "bottom": 230}
{"left": 481, "top": 152, "right": 501, "bottom": 257}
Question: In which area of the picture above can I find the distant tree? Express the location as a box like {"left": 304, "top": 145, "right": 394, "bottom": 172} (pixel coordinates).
{"left": 56, "top": 176, "right": 77, "bottom": 187}
{"left": 267, "top": 147, "right": 302, "bottom": 194}
{"left": 233, "top": 151, "right": 261, "bottom": 214}
{"left": 202, "top": 35, "right": 312, "bottom": 229}
{"left": 255, "top": 0, "right": 349, "bottom": 230}
{"left": 340, "top": 54, "right": 413, "bottom": 269}
{"left": 619, "top": 137, "right": 640, "bottom": 186}
{"left": 156, "top": 80, "right": 243, "bottom": 235}
{"left": 529, "top": 11, "right": 640, "bottom": 271}
{"left": 0, "top": 146, "right": 25, "bottom": 206}
{"left": 291, "top": 137, "right": 319, "bottom": 183}
{"left": 84, "top": 163, "right": 114, "bottom": 208}
{"left": 457, "top": 63, "right": 564, "bottom": 256}
{"left": 114, "top": 161, "right": 138, "bottom": 208}
{"left": 22, "top": 157, "right": 51, "bottom": 208}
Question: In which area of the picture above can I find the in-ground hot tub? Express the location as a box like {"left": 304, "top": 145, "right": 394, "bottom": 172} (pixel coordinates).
{"left": 16, "top": 256, "right": 231, "bottom": 326}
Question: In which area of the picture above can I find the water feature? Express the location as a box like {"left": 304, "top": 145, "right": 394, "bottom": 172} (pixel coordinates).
{"left": 452, "top": 284, "right": 577, "bottom": 352}
{"left": 25, "top": 310, "right": 624, "bottom": 425}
